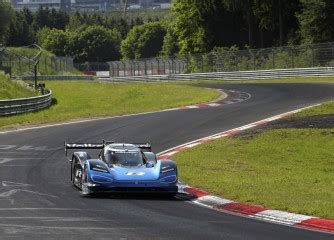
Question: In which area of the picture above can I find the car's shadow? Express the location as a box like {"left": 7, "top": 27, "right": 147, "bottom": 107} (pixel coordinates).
{"left": 82, "top": 192, "right": 189, "bottom": 201}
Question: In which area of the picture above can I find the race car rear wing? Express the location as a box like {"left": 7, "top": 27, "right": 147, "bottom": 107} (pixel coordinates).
{"left": 64, "top": 140, "right": 151, "bottom": 158}
{"left": 133, "top": 143, "right": 151, "bottom": 152}
{"left": 64, "top": 141, "right": 104, "bottom": 161}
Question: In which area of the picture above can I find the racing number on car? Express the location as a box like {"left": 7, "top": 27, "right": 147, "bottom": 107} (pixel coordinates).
{"left": 75, "top": 169, "right": 82, "bottom": 178}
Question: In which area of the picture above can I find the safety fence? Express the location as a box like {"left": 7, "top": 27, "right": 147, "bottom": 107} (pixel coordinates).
{"left": 95, "top": 42, "right": 334, "bottom": 78}
{"left": 0, "top": 46, "right": 75, "bottom": 78}
{"left": 0, "top": 89, "right": 52, "bottom": 116}
{"left": 99, "top": 67, "right": 334, "bottom": 82}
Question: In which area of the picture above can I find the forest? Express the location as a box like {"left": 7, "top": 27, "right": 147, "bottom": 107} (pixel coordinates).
{"left": 0, "top": 0, "right": 333, "bottom": 63}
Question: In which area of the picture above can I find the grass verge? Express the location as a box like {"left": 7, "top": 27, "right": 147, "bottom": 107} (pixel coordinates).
{"left": 173, "top": 103, "right": 334, "bottom": 219}
{"left": 0, "top": 74, "right": 36, "bottom": 99}
{"left": 295, "top": 101, "right": 334, "bottom": 117}
{"left": 0, "top": 81, "right": 219, "bottom": 129}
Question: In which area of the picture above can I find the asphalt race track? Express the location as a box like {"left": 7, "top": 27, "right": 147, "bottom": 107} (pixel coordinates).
{"left": 0, "top": 83, "right": 333, "bottom": 240}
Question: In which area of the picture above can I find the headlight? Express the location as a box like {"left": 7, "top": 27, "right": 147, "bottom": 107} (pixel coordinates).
{"left": 86, "top": 182, "right": 99, "bottom": 187}
{"left": 92, "top": 167, "right": 109, "bottom": 173}
{"left": 91, "top": 175, "right": 113, "bottom": 183}
{"left": 160, "top": 175, "right": 177, "bottom": 183}
{"left": 161, "top": 167, "right": 175, "bottom": 174}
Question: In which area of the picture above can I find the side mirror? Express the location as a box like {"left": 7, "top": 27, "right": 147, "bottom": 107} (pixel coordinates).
{"left": 146, "top": 162, "right": 155, "bottom": 168}
{"left": 144, "top": 152, "right": 157, "bottom": 164}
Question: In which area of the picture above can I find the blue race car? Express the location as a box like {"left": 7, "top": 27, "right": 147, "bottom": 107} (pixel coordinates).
{"left": 65, "top": 141, "right": 178, "bottom": 196}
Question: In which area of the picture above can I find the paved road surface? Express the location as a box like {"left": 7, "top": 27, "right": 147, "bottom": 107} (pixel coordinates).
{"left": 0, "top": 83, "right": 333, "bottom": 240}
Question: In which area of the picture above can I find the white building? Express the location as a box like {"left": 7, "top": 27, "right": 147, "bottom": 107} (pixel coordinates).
{"left": 11, "top": 0, "right": 171, "bottom": 11}
{"left": 13, "top": 0, "right": 71, "bottom": 11}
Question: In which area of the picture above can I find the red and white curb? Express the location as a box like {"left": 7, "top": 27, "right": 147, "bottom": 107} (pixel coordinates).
{"left": 157, "top": 104, "right": 334, "bottom": 234}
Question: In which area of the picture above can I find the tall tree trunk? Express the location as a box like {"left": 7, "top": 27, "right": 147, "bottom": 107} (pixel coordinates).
{"left": 122, "top": 0, "right": 128, "bottom": 19}
{"left": 247, "top": 3, "right": 255, "bottom": 48}
{"left": 260, "top": 28, "right": 264, "bottom": 48}
{"left": 278, "top": 0, "right": 284, "bottom": 46}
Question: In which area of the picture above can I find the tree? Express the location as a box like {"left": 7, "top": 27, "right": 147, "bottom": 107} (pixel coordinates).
{"left": 22, "top": 7, "right": 34, "bottom": 25}
{"left": 160, "top": 25, "right": 180, "bottom": 57}
{"left": 67, "top": 26, "right": 121, "bottom": 62}
{"left": 4, "top": 11, "right": 35, "bottom": 46}
{"left": 33, "top": 7, "right": 69, "bottom": 30}
{"left": 298, "top": 0, "right": 334, "bottom": 43}
{"left": 120, "top": 22, "right": 167, "bottom": 59}
{"left": 37, "top": 28, "right": 68, "bottom": 56}
{"left": 223, "top": 0, "right": 258, "bottom": 48}
{"left": 171, "top": 0, "right": 246, "bottom": 54}
{"left": 0, "top": 0, "right": 14, "bottom": 43}
{"left": 253, "top": 0, "right": 301, "bottom": 46}
{"left": 171, "top": 0, "right": 216, "bottom": 54}
{"left": 122, "top": 0, "right": 128, "bottom": 19}
{"left": 49, "top": 8, "right": 69, "bottom": 29}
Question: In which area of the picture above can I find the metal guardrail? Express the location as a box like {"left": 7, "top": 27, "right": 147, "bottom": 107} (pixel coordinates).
{"left": 13, "top": 75, "right": 95, "bottom": 81}
{"left": 99, "top": 67, "right": 334, "bottom": 82}
{"left": 0, "top": 90, "right": 52, "bottom": 116}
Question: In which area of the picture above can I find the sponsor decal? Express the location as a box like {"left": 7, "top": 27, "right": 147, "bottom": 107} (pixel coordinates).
{"left": 125, "top": 172, "right": 145, "bottom": 176}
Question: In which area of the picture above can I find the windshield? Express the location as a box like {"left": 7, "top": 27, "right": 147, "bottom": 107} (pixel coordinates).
{"left": 105, "top": 150, "right": 144, "bottom": 167}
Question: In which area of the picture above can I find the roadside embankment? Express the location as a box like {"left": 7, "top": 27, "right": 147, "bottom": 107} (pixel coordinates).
{"left": 0, "top": 81, "right": 220, "bottom": 129}
{"left": 174, "top": 101, "right": 334, "bottom": 219}
{"left": 0, "top": 73, "right": 36, "bottom": 99}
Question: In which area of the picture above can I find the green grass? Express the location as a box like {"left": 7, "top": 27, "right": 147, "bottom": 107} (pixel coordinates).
{"left": 173, "top": 100, "right": 334, "bottom": 219}
{"left": 8, "top": 47, "right": 54, "bottom": 58}
{"left": 0, "top": 73, "right": 36, "bottom": 99}
{"left": 174, "top": 128, "right": 334, "bottom": 219}
{"left": 0, "top": 81, "right": 219, "bottom": 129}
{"left": 296, "top": 101, "right": 334, "bottom": 117}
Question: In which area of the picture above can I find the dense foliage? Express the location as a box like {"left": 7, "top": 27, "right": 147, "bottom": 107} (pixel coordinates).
{"left": 121, "top": 22, "right": 166, "bottom": 59}
{"left": 0, "top": 0, "right": 333, "bottom": 62}
{"left": 297, "top": 0, "right": 334, "bottom": 44}
{"left": 0, "top": 1, "right": 14, "bottom": 42}
{"left": 37, "top": 26, "right": 121, "bottom": 62}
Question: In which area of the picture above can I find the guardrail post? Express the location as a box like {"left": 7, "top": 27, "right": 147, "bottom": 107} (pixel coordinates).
{"left": 144, "top": 60, "right": 147, "bottom": 75}
{"left": 201, "top": 55, "right": 204, "bottom": 73}
{"left": 185, "top": 56, "right": 189, "bottom": 73}
{"left": 129, "top": 62, "right": 132, "bottom": 76}
{"left": 291, "top": 50, "right": 294, "bottom": 68}
{"left": 34, "top": 63, "right": 38, "bottom": 89}
{"left": 9, "top": 55, "right": 12, "bottom": 78}
{"left": 19, "top": 58, "right": 22, "bottom": 74}
{"left": 44, "top": 57, "right": 47, "bottom": 73}
{"left": 122, "top": 62, "right": 125, "bottom": 77}
{"left": 132, "top": 61, "right": 134, "bottom": 76}
{"left": 253, "top": 53, "right": 256, "bottom": 70}
{"left": 112, "top": 63, "right": 115, "bottom": 77}
{"left": 163, "top": 60, "right": 166, "bottom": 74}
{"left": 272, "top": 51, "right": 275, "bottom": 69}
